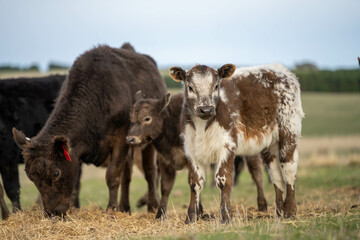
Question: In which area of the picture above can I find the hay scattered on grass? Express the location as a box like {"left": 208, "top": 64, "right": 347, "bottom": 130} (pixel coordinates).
{"left": 1, "top": 198, "right": 359, "bottom": 240}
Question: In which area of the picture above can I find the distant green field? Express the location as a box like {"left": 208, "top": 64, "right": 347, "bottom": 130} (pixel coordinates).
{"left": 301, "top": 93, "right": 360, "bottom": 136}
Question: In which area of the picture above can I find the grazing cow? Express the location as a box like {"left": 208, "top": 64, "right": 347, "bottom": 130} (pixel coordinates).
{"left": 12, "top": 43, "right": 167, "bottom": 216}
{"left": 126, "top": 92, "right": 268, "bottom": 219}
{"left": 0, "top": 75, "right": 65, "bottom": 217}
{"left": 169, "top": 64, "right": 304, "bottom": 223}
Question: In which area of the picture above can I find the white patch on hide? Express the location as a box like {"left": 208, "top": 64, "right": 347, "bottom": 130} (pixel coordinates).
{"left": 235, "top": 125, "right": 279, "bottom": 156}
{"left": 219, "top": 88, "right": 228, "bottom": 103}
{"left": 281, "top": 150, "right": 298, "bottom": 190}
{"left": 190, "top": 72, "right": 218, "bottom": 108}
{"left": 268, "top": 158, "right": 286, "bottom": 200}
{"left": 183, "top": 118, "right": 235, "bottom": 167}
{"left": 215, "top": 175, "right": 226, "bottom": 188}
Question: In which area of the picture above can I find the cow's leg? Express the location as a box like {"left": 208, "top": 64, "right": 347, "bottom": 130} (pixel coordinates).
{"left": 245, "top": 155, "right": 267, "bottom": 212}
{"left": 186, "top": 162, "right": 205, "bottom": 224}
{"left": 141, "top": 144, "right": 159, "bottom": 213}
{"left": 0, "top": 164, "right": 21, "bottom": 212}
{"left": 155, "top": 161, "right": 176, "bottom": 219}
{"left": 233, "top": 156, "right": 245, "bottom": 186}
{"left": 0, "top": 182, "right": 10, "bottom": 220}
{"left": 279, "top": 144, "right": 298, "bottom": 219}
{"left": 215, "top": 153, "right": 235, "bottom": 224}
{"left": 136, "top": 153, "right": 161, "bottom": 209}
{"left": 262, "top": 149, "right": 286, "bottom": 217}
{"left": 106, "top": 141, "right": 129, "bottom": 211}
{"left": 119, "top": 149, "right": 133, "bottom": 214}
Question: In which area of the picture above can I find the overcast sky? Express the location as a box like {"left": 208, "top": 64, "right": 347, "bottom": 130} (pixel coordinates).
{"left": 0, "top": 0, "right": 359, "bottom": 71}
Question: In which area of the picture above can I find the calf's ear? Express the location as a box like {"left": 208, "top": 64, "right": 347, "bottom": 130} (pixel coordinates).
{"left": 52, "top": 136, "right": 72, "bottom": 161}
{"left": 218, "top": 64, "right": 236, "bottom": 79}
{"left": 157, "top": 93, "right": 171, "bottom": 112}
{"left": 12, "top": 127, "right": 29, "bottom": 149}
{"left": 169, "top": 67, "right": 186, "bottom": 82}
{"left": 135, "top": 90, "right": 144, "bottom": 101}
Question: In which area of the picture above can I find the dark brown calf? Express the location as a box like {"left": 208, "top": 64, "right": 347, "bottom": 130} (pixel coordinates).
{"left": 170, "top": 64, "right": 304, "bottom": 223}
{"left": 126, "top": 92, "right": 190, "bottom": 219}
{"left": 12, "top": 43, "right": 167, "bottom": 216}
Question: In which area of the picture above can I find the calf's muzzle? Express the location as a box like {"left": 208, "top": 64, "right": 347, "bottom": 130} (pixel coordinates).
{"left": 197, "top": 106, "right": 215, "bottom": 119}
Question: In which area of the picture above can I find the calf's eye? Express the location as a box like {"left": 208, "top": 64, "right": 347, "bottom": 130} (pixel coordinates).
{"left": 144, "top": 117, "right": 151, "bottom": 122}
{"left": 54, "top": 170, "right": 61, "bottom": 179}
{"left": 188, "top": 86, "right": 194, "bottom": 92}
{"left": 215, "top": 84, "right": 219, "bottom": 91}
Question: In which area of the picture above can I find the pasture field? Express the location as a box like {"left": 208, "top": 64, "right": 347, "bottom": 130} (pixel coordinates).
{"left": 0, "top": 69, "right": 69, "bottom": 79}
{"left": 1, "top": 87, "right": 360, "bottom": 239}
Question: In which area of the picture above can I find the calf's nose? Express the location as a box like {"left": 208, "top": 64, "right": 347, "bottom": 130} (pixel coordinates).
{"left": 198, "top": 106, "right": 215, "bottom": 119}
{"left": 199, "top": 107, "right": 213, "bottom": 115}
{"left": 126, "top": 136, "right": 141, "bottom": 145}
{"left": 126, "top": 136, "right": 135, "bottom": 144}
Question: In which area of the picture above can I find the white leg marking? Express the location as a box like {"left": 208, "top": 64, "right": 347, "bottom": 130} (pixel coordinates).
{"left": 191, "top": 161, "right": 205, "bottom": 208}
{"left": 281, "top": 149, "right": 298, "bottom": 190}
{"left": 215, "top": 175, "right": 226, "bottom": 188}
{"left": 268, "top": 158, "right": 286, "bottom": 200}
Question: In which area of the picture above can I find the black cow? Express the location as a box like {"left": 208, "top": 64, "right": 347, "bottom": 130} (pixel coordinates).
{"left": 0, "top": 74, "right": 65, "bottom": 219}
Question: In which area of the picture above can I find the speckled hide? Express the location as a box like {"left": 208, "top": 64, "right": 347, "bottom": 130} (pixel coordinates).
{"left": 169, "top": 63, "right": 304, "bottom": 223}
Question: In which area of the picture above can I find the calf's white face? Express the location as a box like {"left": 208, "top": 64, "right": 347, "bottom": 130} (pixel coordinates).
{"left": 169, "top": 64, "right": 236, "bottom": 120}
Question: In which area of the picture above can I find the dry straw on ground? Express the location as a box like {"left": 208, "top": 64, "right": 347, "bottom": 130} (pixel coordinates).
{"left": 1, "top": 198, "right": 359, "bottom": 240}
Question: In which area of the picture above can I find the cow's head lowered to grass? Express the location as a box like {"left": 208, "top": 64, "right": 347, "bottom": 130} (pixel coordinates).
{"left": 12, "top": 128, "right": 78, "bottom": 217}
{"left": 169, "top": 64, "right": 235, "bottom": 120}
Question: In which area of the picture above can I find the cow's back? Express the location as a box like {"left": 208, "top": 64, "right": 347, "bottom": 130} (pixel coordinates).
{"left": 0, "top": 75, "right": 65, "bottom": 165}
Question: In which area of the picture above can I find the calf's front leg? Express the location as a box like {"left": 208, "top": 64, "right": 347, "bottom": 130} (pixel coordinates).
{"left": 215, "top": 153, "right": 235, "bottom": 224}
{"left": 185, "top": 162, "right": 205, "bottom": 224}
{"left": 155, "top": 161, "right": 176, "bottom": 219}
{"left": 141, "top": 144, "right": 159, "bottom": 213}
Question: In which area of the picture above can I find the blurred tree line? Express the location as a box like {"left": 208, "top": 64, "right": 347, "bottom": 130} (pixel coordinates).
{"left": 1, "top": 62, "right": 359, "bottom": 92}
{"left": 293, "top": 63, "right": 360, "bottom": 92}
{"left": 0, "top": 64, "right": 39, "bottom": 72}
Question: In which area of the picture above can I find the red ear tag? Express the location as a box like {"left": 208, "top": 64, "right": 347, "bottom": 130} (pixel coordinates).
{"left": 62, "top": 145, "right": 72, "bottom": 161}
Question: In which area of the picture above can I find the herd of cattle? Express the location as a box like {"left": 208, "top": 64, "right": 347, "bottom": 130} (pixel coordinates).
{"left": 1, "top": 43, "right": 304, "bottom": 223}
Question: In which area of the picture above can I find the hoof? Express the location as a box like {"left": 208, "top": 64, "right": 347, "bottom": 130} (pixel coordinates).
{"left": 284, "top": 209, "right": 296, "bottom": 219}
{"left": 106, "top": 204, "right": 118, "bottom": 212}
{"left": 185, "top": 213, "right": 196, "bottom": 224}
{"left": 155, "top": 207, "right": 167, "bottom": 220}
{"left": 258, "top": 202, "right": 268, "bottom": 212}
{"left": 221, "top": 217, "right": 232, "bottom": 224}
{"left": 119, "top": 205, "right": 131, "bottom": 215}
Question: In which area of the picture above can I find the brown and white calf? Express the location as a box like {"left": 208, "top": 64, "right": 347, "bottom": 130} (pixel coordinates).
{"left": 169, "top": 63, "right": 304, "bottom": 223}
{"left": 126, "top": 92, "right": 268, "bottom": 219}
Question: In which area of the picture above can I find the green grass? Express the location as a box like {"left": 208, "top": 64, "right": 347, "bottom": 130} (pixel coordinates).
{"left": 297, "top": 93, "right": 360, "bottom": 136}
